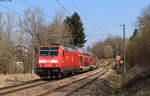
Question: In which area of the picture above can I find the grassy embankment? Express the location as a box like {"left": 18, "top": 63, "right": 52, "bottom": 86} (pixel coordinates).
{"left": 0, "top": 74, "right": 40, "bottom": 88}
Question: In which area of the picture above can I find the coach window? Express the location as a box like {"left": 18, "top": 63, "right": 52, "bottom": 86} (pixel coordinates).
{"left": 80, "top": 56, "right": 83, "bottom": 61}
{"left": 90, "top": 58, "right": 93, "bottom": 62}
{"left": 62, "top": 50, "right": 65, "bottom": 56}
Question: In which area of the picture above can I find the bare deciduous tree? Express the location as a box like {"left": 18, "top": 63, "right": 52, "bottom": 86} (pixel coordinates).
{"left": 0, "top": 12, "right": 16, "bottom": 74}
{"left": 126, "top": 5, "right": 150, "bottom": 70}
{"left": 47, "top": 10, "right": 65, "bottom": 45}
{"left": 90, "top": 36, "right": 123, "bottom": 58}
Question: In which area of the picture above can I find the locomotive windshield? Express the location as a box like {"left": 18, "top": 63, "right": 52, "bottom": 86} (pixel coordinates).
{"left": 40, "top": 47, "right": 59, "bottom": 56}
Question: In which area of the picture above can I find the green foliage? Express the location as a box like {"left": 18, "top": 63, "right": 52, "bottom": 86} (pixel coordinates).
{"left": 70, "top": 12, "right": 86, "bottom": 47}
{"left": 129, "top": 29, "right": 138, "bottom": 41}
{"left": 64, "top": 12, "right": 86, "bottom": 47}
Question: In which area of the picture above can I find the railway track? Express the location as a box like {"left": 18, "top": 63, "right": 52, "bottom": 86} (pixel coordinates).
{"left": 0, "top": 79, "right": 50, "bottom": 96}
{"left": 39, "top": 69, "right": 107, "bottom": 96}
{"left": 39, "top": 61, "right": 115, "bottom": 96}
{"left": 0, "top": 69, "right": 104, "bottom": 96}
{"left": 0, "top": 60, "right": 114, "bottom": 96}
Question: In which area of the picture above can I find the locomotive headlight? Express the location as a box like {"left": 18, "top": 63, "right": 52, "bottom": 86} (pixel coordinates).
{"left": 38, "top": 64, "right": 43, "bottom": 67}
{"left": 39, "top": 60, "right": 46, "bottom": 63}
{"left": 53, "top": 64, "right": 58, "bottom": 67}
{"left": 50, "top": 60, "right": 58, "bottom": 63}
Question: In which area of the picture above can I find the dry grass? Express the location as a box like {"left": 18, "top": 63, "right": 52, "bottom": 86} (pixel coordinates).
{"left": 132, "top": 85, "right": 150, "bottom": 96}
{"left": 0, "top": 74, "right": 40, "bottom": 88}
{"left": 100, "top": 69, "right": 123, "bottom": 88}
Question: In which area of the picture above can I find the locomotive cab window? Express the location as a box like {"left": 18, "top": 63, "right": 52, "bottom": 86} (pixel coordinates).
{"left": 49, "top": 47, "right": 59, "bottom": 56}
{"left": 40, "top": 47, "right": 49, "bottom": 56}
{"left": 40, "top": 47, "right": 59, "bottom": 56}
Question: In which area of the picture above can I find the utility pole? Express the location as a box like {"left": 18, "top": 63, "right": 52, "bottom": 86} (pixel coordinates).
{"left": 116, "top": 43, "right": 118, "bottom": 56}
{"left": 32, "top": 35, "right": 35, "bottom": 74}
{"left": 120, "top": 24, "right": 126, "bottom": 78}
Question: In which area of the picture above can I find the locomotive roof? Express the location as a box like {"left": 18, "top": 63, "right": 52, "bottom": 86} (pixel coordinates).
{"left": 39, "top": 45, "right": 64, "bottom": 47}
{"left": 39, "top": 45, "right": 97, "bottom": 57}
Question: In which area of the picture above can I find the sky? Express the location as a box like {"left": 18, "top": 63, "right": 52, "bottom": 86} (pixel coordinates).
{"left": 0, "top": 0, "right": 150, "bottom": 47}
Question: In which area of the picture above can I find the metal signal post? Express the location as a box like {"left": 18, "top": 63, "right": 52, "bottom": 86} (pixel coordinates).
{"left": 120, "top": 24, "right": 126, "bottom": 78}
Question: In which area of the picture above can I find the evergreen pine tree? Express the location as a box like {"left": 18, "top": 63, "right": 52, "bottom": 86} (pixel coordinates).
{"left": 70, "top": 12, "right": 87, "bottom": 47}
{"left": 130, "top": 29, "right": 138, "bottom": 40}
{"left": 62, "top": 12, "right": 86, "bottom": 47}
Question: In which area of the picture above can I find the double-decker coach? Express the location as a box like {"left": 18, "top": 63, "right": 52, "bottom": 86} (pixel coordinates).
{"left": 74, "top": 48, "right": 92, "bottom": 71}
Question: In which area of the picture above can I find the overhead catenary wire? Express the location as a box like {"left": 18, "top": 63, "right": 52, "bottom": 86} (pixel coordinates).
{"left": 71, "top": 0, "right": 89, "bottom": 21}
{"left": 0, "top": 4, "right": 24, "bottom": 17}
{"left": 55, "top": 0, "right": 71, "bottom": 15}
{"left": 22, "top": 0, "right": 34, "bottom": 8}
{"left": 21, "top": 0, "right": 51, "bottom": 19}
{"left": 0, "top": 0, "right": 110, "bottom": 36}
{"left": 71, "top": 0, "right": 111, "bottom": 35}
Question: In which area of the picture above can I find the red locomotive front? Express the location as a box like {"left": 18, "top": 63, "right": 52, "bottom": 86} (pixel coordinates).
{"left": 36, "top": 45, "right": 80, "bottom": 79}
{"left": 36, "top": 46, "right": 62, "bottom": 78}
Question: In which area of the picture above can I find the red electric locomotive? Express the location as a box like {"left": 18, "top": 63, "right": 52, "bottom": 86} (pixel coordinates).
{"left": 36, "top": 45, "right": 99, "bottom": 79}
